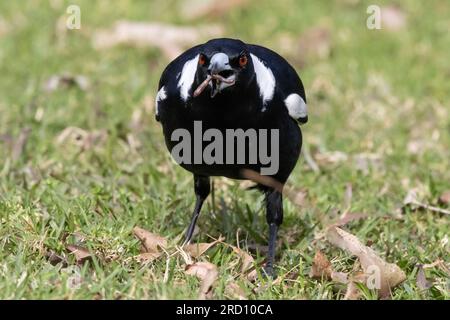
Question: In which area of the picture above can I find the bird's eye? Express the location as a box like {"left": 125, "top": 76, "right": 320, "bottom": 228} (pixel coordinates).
{"left": 199, "top": 54, "right": 206, "bottom": 66}
{"left": 239, "top": 55, "right": 248, "bottom": 67}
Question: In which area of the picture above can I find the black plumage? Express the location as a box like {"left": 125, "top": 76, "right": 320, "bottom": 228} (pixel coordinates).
{"left": 156, "top": 38, "right": 307, "bottom": 276}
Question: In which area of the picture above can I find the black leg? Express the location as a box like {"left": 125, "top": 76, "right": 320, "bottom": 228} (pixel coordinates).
{"left": 263, "top": 188, "right": 283, "bottom": 278}
{"left": 184, "top": 175, "right": 210, "bottom": 244}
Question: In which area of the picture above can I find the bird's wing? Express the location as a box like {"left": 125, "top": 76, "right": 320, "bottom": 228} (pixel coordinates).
{"left": 155, "top": 45, "right": 203, "bottom": 122}
{"left": 248, "top": 44, "right": 308, "bottom": 124}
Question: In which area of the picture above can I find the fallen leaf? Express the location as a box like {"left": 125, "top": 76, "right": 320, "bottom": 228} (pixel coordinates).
{"left": 225, "top": 281, "right": 247, "bottom": 300}
{"left": 422, "top": 259, "right": 450, "bottom": 276}
{"left": 184, "top": 236, "right": 224, "bottom": 259}
{"left": 309, "top": 250, "right": 349, "bottom": 283}
{"left": 22, "top": 165, "right": 42, "bottom": 189}
{"left": 309, "top": 250, "right": 332, "bottom": 279}
{"left": 314, "top": 150, "right": 348, "bottom": 167}
{"left": 343, "top": 183, "right": 353, "bottom": 211}
{"left": 56, "top": 127, "right": 108, "bottom": 151}
{"left": 416, "top": 264, "right": 432, "bottom": 290}
{"left": 66, "top": 244, "right": 93, "bottom": 265}
{"left": 134, "top": 252, "right": 162, "bottom": 264}
{"left": 132, "top": 226, "right": 167, "bottom": 254}
{"left": 326, "top": 227, "right": 406, "bottom": 298}
{"left": 44, "top": 74, "right": 90, "bottom": 92}
{"left": 404, "top": 189, "right": 450, "bottom": 215}
{"left": 185, "top": 262, "right": 218, "bottom": 299}
{"left": 284, "top": 187, "right": 308, "bottom": 208}
{"left": 93, "top": 21, "right": 224, "bottom": 60}
{"left": 246, "top": 269, "right": 258, "bottom": 282}
{"left": 438, "top": 190, "right": 450, "bottom": 205}
{"left": 343, "top": 272, "right": 367, "bottom": 300}
{"left": 181, "top": 0, "right": 250, "bottom": 20}
{"left": 11, "top": 128, "right": 31, "bottom": 162}
{"left": 62, "top": 265, "right": 84, "bottom": 289}
{"left": 231, "top": 246, "right": 254, "bottom": 273}
{"left": 302, "top": 143, "right": 321, "bottom": 173}
{"left": 353, "top": 153, "right": 383, "bottom": 174}
{"left": 45, "top": 250, "right": 68, "bottom": 267}
{"left": 336, "top": 212, "right": 369, "bottom": 227}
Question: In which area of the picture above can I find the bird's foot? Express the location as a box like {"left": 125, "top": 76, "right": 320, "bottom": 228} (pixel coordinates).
{"left": 262, "top": 265, "right": 277, "bottom": 279}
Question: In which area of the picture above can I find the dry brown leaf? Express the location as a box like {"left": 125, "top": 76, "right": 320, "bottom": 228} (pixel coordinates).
{"left": 343, "top": 281, "right": 361, "bottom": 300}
{"left": 132, "top": 226, "right": 167, "bottom": 254}
{"left": 302, "top": 144, "right": 321, "bottom": 173}
{"left": 314, "top": 150, "right": 348, "bottom": 167}
{"left": 438, "top": 190, "right": 450, "bottom": 205}
{"left": 404, "top": 189, "right": 450, "bottom": 215}
{"left": 326, "top": 227, "right": 406, "bottom": 298}
{"left": 381, "top": 5, "right": 407, "bottom": 31}
{"left": 246, "top": 269, "right": 258, "bottom": 282}
{"left": 185, "top": 262, "right": 218, "bottom": 299}
{"left": 423, "top": 259, "right": 449, "bottom": 274}
{"left": 56, "top": 127, "right": 108, "bottom": 151}
{"left": 225, "top": 281, "right": 247, "bottom": 300}
{"left": 284, "top": 187, "right": 308, "bottom": 208}
{"left": 181, "top": 0, "right": 250, "bottom": 20}
{"left": 11, "top": 128, "right": 31, "bottom": 162}
{"left": 134, "top": 252, "right": 162, "bottom": 264}
{"left": 44, "top": 74, "right": 90, "bottom": 92}
{"left": 232, "top": 246, "right": 254, "bottom": 273}
{"left": 309, "top": 250, "right": 332, "bottom": 279}
{"left": 93, "top": 21, "right": 224, "bottom": 60}
{"left": 184, "top": 236, "right": 224, "bottom": 259}
{"left": 66, "top": 244, "right": 93, "bottom": 264}
{"left": 343, "top": 183, "right": 353, "bottom": 210}
{"left": 353, "top": 153, "right": 383, "bottom": 174}
{"left": 416, "top": 264, "right": 432, "bottom": 290}
{"left": 45, "top": 250, "right": 68, "bottom": 267}
{"left": 337, "top": 212, "right": 369, "bottom": 227}
{"left": 343, "top": 272, "right": 367, "bottom": 300}
{"left": 309, "top": 250, "right": 349, "bottom": 284}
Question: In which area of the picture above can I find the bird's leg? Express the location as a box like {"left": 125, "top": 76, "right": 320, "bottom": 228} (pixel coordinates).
{"left": 184, "top": 175, "right": 210, "bottom": 245}
{"left": 263, "top": 188, "right": 283, "bottom": 278}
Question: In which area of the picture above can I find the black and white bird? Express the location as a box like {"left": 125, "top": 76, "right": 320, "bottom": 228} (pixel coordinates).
{"left": 155, "top": 38, "right": 307, "bottom": 276}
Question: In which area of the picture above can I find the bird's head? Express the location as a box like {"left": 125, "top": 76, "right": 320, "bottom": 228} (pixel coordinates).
{"left": 193, "top": 38, "right": 254, "bottom": 99}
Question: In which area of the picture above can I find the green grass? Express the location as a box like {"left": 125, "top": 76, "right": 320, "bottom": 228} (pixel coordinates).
{"left": 0, "top": 0, "right": 449, "bottom": 299}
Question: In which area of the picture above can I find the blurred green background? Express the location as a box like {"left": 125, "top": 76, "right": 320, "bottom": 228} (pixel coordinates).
{"left": 0, "top": 0, "right": 448, "bottom": 299}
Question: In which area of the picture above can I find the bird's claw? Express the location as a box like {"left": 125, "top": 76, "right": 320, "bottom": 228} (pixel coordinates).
{"left": 262, "top": 265, "right": 277, "bottom": 279}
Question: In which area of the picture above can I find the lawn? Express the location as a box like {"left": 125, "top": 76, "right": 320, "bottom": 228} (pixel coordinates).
{"left": 0, "top": 0, "right": 448, "bottom": 300}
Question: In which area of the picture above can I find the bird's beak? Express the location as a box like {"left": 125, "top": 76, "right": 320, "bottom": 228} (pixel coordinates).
{"left": 207, "top": 53, "right": 236, "bottom": 98}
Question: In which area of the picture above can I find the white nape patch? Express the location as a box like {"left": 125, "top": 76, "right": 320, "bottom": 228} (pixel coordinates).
{"left": 155, "top": 86, "right": 167, "bottom": 116}
{"left": 284, "top": 93, "right": 307, "bottom": 119}
{"left": 250, "top": 54, "right": 275, "bottom": 106}
{"left": 177, "top": 54, "right": 199, "bottom": 101}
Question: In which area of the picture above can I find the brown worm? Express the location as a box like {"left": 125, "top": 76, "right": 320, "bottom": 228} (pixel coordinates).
{"left": 193, "top": 75, "right": 212, "bottom": 97}
{"left": 193, "top": 74, "right": 236, "bottom": 97}
{"left": 212, "top": 74, "right": 236, "bottom": 84}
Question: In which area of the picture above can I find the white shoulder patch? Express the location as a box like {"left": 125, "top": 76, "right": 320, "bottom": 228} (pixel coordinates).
{"left": 250, "top": 53, "right": 275, "bottom": 106}
{"left": 155, "top": 86, "right": 167, "bottom": 116}
{"left": 177, "top": 54, "right": 199, "bottom": 101}
{"left": 284, "top": 93, "right": 307, "bottom": 119}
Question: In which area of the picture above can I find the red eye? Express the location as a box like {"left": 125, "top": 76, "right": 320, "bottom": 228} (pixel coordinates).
{"left": 199, "top": 54, "right": 206, "bottom": 66}
{"left": 239, "top": 55, "right": 248, "bottom": 67}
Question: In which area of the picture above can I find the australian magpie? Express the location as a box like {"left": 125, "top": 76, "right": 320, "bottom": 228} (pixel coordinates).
{"left": 155, "top": 38, "right": 307, "bottom": 276}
